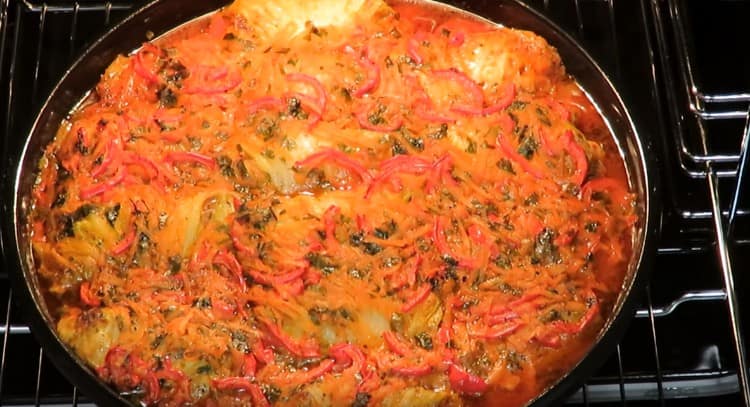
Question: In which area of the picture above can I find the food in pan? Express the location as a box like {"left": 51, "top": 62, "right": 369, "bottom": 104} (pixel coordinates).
{"left": 28, "top": 0, "right": 636, "bottom": 405}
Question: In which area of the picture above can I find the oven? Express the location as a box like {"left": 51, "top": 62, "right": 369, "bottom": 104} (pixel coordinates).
{"left": 0, "top": 0, "right": 748, "bottom": 406}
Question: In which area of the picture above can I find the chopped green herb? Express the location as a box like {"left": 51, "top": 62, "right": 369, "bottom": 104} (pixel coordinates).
{"left": 257, "top": 117, "right": 279, "bottom": 141}
{"left": 517, "top": 136, "right": 538, "bottom": 159}
{"left": 429, "top": 123, "right": 449, "bottom": 139}
{"left": 217, "top": 155, "right": 235, "bottom": 178}
{"left": 362, "top": 241, "right": 383, "bottom": 255}
{"left": 105, "top": 204, "right": 120, "bottom": 226}
{"left": 262, "top": 384, "right": 282, "bottom": 404}
{"left": 352, "top": 392, "right": 371, "bottom": 407}
{"left": 415, "top": 332, "right": 433, "bottom": 350}
{"left": 585, "top": 221, "right": 600, "bottom": 233}
{"left": 536, "top": 106, "right": 551, "bottom": 126}
{"left": 497, "top": 158, "right": 515, "bottom": 174}
{"left": 305, "top": 252, "right": 338, "bottom": 274}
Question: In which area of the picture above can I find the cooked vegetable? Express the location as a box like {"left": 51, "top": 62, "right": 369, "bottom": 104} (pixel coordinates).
{"left": 28, "top": 0, "right": 635, "bottom": 406}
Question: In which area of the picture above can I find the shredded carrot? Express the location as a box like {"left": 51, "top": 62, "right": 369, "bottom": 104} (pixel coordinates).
{"left": 29, "top": 2, "right": 636, "bottom": 406}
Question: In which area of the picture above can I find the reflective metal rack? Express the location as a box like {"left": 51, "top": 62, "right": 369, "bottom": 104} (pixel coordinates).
{"left": 0, "top": 0, "right": 747, "bottom": 406}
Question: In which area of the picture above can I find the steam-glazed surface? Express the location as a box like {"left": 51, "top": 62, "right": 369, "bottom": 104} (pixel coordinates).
{"left": 28, "top": 0, "right": 636, "bottom": 405}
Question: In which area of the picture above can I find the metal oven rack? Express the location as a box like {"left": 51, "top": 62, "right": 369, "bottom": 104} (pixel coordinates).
{"left": 0, "top": 0, "right": 747, "bottom": 405}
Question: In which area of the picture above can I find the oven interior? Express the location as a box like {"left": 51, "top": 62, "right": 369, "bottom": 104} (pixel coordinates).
{"left": 0, "top": 0, "right": 748, "bottom": 405}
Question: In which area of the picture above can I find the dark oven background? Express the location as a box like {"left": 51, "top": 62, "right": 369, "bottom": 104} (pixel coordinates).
{"left": 0, "top": 0, "right": 749, "bottom": 406}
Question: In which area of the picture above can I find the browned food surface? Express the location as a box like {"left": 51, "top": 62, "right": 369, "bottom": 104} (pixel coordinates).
{"left": 28, "top": 0, "right": 636, "bottom": 405}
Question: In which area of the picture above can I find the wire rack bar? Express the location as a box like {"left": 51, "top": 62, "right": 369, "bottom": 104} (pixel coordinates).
{"left": 648, "top": 0, "right": 749, "bottom": 402}
{"left": 668, "top": 0, "right": 749, "bottom": 120}
{"left": 708, "top": 167, "right": 750, "bottom": 405}
{"left": 668, "top": 0, "right": 747, "bottom": 171}
{"left": 729, "top": 109, "right": 750, "bottom": 235}
{"left": 21, "top": 0, "right": 131, "bottom": 12}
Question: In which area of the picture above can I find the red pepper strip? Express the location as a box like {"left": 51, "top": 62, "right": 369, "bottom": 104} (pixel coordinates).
{"left": 330, "top": 343, "right": 366, "bottom": 372}
{"left": 212, "top": 378, "right": 270, "bottom": 407}
{"left": 401, "top": 284, "right": 432, "bottom": 313}
{"left": 562, "top": 130, "right": 588, "bottom": 186}
{"left": 448, "top": 31, "right": 465, "bottom": 47}
{"left": 344, "top": 46, "right": 380, "bottom": 97}
{"left": 485, "top": 310, "right": 520, "bottom": 326}
{"left": 406, "top": 255, "right": 421, "bottom": 287}
{"left": 276, "top": 278, "right": 305, "bottom": 300}
{"left": 211, "top": 298, "right": 237, "bottom": 320}
{"left": 431, "top": 69, "right": 485, "bottom": 115}
{"left": 213, "top": 250, "right": 247, "bottom": 291}
{"left": 159, "top": 358, "right": 187, "bottom": 383}
{"left": 356, "top": 214, "right": 371, "bottom": 233}
{"left": 247, "top": 267, "right": 303, "bottom": 287}
{"left": 448, "top": 364, "right": 489, "bottom": 395}
{"left": 252, "top": 340, "right": 275, "bottom": 365}
{"left": 80, "top": 168, "right": 127, "bottom": 199}
{"left": 111, "top": 227, "right": 137, "bottom": 255}
{"left": 183, "top": 65, "right": 242, "bottom": 95}
{"left": 481, "top": 83, "right": 517, "bottom": 115}
{"left": 142, "top": 372, "right": 161, "bottom": 405}
{"left": 432, "top": 216, "right": 476, "bottom": 269}
{"left": 164, "top": 151, "right": 217, "bottom": 170}
{"left": 207, "top": 13, "right": 228, "bottom": 40}
{"left": 230, "top": 219, "right": 256, "bottom": 256}
{"left": 424, "top": 154, "right": 457, "bottom": 193}
{"left": 547, "top": 97, "right": 571, "bottom": 121}
{"left": 286, "top": 73, "right": 327, "bottom": 115}
{"left": 581, "top": 177, "right": 629, "bottom": 207}
{"left": 407, "top": 31, "right": 428, "bottom": 64}
{"left": 356, "top": 109, "right": 404, "bottom": 132}
{"left": 241, "top": 354, "right": 257, "bottom": 377}
{"left": 132, "top": 43, "right": 162, "bottom": 84}
{"left": 124, "top": 154, "right": 160, "bottom": 180}
{"left": 158, "top": 358, "right": 189, "bottom": 394}
{"left": 323, "top": 205, "right": 340, "bottom": 248}
{"left": 497, "top": 111, "right": 515, "bottom": 134}
{"left": 91, "top": 139, "right": 119, "bottom": 178}
{"left": 260, "top": 319, "right": 321, "bottom": 358}
{"left": 382, "top": 331, "right": 414, "bottom": 357}
{"left": 79, "top": 282, "right": 101, "bottom": 307}
{"left": 469, "top": 321, "right": 525, "bottom": 340}
{"left": 275, "top": 267, "right": 307, "bottom": 284}
{"left": 247, "top": 96, "right": 285, "bottom": 114}
{"left": 304, "top": 267, "right": 322, "bottom": 286}
{"left": 295, "top": 149, "right": 372, "bottom": 182}
{"left": 496, "top": 115, "right": 545, "bottom": 179}
{"left": 156, "top": 361, "right": 190, "bottom": 405}
{"left": 290, "top": 359, "right": 336, "bottom": 385}
{"left": 188, "top": 241, "right": 212, "bottom": 271}
{"left": 365, "top": 155, "right": 431, "bottom": 198}
{"left": 392, "top": 364, "right": 433, "bottom": 377}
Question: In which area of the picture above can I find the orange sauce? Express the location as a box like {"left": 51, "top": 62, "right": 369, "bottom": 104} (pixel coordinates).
{"left": 29, "top": 1, "right": 635, "bottom": 405}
